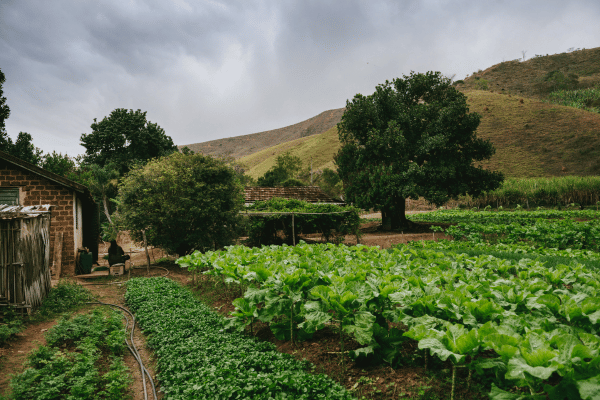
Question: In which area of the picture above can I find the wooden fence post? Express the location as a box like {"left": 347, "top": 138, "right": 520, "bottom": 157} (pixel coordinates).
{"left": 54, "top": 232, "right": 63, "bottom": 278}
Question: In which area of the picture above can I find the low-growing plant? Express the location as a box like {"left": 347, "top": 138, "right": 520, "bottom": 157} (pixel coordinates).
{"left": 8, "top": 309, "right": 131, "bottom": 400}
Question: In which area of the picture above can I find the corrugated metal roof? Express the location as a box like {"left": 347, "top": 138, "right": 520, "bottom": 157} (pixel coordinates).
{"left": 0, "top": 204, "right": 52, "bottom": 219}
{"left": 244, "top": 186, "right": 342, "bottom": 204}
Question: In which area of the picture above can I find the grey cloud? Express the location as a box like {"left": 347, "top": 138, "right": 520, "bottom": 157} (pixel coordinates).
{"left": 0, "top": 0, "right": 599, "bottom": 156}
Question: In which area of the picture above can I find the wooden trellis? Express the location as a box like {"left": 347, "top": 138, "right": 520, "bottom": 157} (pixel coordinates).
{"left": 0, "top": 205, "right": 52, "bottom": 310}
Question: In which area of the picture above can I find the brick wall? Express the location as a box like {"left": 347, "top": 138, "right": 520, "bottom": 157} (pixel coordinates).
{"left": 0, "top": 160, "right": 76, "bottom": 276}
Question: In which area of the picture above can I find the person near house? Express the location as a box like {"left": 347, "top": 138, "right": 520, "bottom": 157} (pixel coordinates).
{"left": 107, "top": 240, "right": 130, "bottom": 267}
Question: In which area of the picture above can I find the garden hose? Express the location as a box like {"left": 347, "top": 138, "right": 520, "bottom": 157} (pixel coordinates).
{"left": 86, "top": 300, "right": 158, "bottom": 400}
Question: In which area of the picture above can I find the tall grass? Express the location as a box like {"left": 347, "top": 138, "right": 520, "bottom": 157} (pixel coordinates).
{"left": 468, "top": 176, "right": 600, "bottom": 208}
{"left": 547, "top": 87, "right": 600, "bottom": 113}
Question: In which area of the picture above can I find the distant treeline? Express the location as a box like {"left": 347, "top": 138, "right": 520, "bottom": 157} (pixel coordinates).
{"left": 466, "top": 176, "right": 600, "bottom": 208}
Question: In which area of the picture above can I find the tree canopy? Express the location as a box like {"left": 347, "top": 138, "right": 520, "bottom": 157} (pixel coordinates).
{"left": 257, "top": 152, "right": 303, "bottom": 187}
{"left": 0, "top": 68, "right": 9, "bottom": 139}
{"left": 116, "top": 152, "right": 244, "bottom": 256}
{"left": 80, "top": 108, "right": 177, "bottom": 174}
{"left": 335, "top": 71, "right": 504, "bottom": 229}
{"left": 0, "top": 131, "right": 44, "bottom": 165}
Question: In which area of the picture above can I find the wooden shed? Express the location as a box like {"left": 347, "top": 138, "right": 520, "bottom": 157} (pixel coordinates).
{"left": 0, "top": 205, "right": 52, "bottom": 310}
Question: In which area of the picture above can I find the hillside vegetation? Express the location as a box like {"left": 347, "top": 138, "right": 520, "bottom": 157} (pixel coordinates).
{"left": 187, "top": 46, "right": 600, "bottom": 179}
{"left": 242, "top": 89, "right": 600, "bottom": 179}
{"left": 458, "top": 46, "right": 600, "bottom": 98}
{"left": 181, "top": 108, "right": 344, "bottom": 159}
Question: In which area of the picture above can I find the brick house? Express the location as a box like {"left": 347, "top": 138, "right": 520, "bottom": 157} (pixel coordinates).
{"left": 0, "top": 150, "right": 98, "bottom": 276}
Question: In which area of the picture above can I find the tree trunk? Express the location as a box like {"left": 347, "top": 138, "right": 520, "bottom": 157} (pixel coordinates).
{"left": 102, "top": 194, "right": 112, "bottom": 225}
{"left": 382, "top": 198, "right": 413, "bottom": 231}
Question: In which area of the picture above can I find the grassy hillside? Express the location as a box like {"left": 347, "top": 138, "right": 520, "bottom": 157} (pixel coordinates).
{"left": 242, "top": 90, "right": 600, "bottom": 179}
{"left": 181, "top": 108, "right": 344, "bottom": 159}
{"left": 466, "top": 90, "right": 600, "bottom": 176}
{"left": 184, "top": 46, "right": 600, "bottom": 180}
{"left": 458, "top": 46, "right": 600, "bottom": 98}
{"left": 239, "top": 126, "right": 341, "bottom": 179}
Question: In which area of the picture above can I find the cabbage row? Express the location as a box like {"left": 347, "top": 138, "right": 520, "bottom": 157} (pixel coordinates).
{"left": 443, "top": 219, "right": 600, "bottom": 251}
{"left": 178, "top": 242, "right": 600, "bottom": 399}
{"left": 410, "top": 209, "right": 599, "bottom": 224}
{"left": 125, "top": 277, "right": 354, "bottom": 400}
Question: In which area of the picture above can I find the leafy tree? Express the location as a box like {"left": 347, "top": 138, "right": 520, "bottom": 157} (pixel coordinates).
{"left": 0, "top": 68, "right": 9, "bottom": 142}
{"left": 80, "top": 108, "right": 177, "bottom": 175}
{"left": 335, "top": 71, "right": 504, "bottom": 230}
{"left": 84, "top": 163, "right": 120, "bottom": 225}
{"left": 0, "top": 132, "right": 43, "bottom": 165}
{"left": 41, "top": 151, "right": 76, "bottom": 176}
{"left": 116, "top": 152, "right": 244, "bottom": 256}
{"left": 315, "top": 168, "right": 343, "bottom": 200}
{"left": 257, "top": 152, "right": 303, "bottom": 187}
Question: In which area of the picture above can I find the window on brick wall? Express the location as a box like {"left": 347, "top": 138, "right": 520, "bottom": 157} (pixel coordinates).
{"left": 0, "top": 187, "right": 19, "bottom": 205}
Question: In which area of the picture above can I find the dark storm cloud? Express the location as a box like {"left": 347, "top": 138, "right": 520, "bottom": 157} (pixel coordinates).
{"left": 0, "top": 0, "right": 599, "bottom": 156}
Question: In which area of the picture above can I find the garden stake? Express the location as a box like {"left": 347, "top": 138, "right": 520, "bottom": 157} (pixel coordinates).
{"left": 451, "top": 365, "right": 456, "bottom": 400}
{"left": 290, "top": 301, "right": 294, "bottom": 344}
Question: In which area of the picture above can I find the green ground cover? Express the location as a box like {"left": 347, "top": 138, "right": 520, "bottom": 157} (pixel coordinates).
{"left": 125, "top": 277, "right": 354, "bottom": 400}
{"left": 5, "top": 309, "right": 132, "bottom": 400}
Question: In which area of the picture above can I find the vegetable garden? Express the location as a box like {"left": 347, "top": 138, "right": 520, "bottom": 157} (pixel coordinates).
{"left": 173, "top": 208, "right": 600, "bottom": 400}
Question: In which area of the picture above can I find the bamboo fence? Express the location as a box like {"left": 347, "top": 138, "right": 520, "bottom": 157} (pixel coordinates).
{"left": 0, "top": 205, "right": 52, "bottom": 310}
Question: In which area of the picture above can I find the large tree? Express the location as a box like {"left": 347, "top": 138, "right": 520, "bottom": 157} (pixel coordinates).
{"left": 116, "top": 152, "right": 244, "bottom": 256}
{"left": 80, "top": 108, "right": 177, "bottom": 174}
{"left": 0, "top": 68, "right": 9, "bottom": 140}
{"left": 335, "top": 71, "right": 504, "bottom": 230}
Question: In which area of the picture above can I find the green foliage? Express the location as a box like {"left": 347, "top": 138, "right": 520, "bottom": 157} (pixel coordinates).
{"left": 414, "top": 208, "right": 600, "bottom": 251}
{"left": 541, "top": 70, "right": 580, "bottom": 92}
{"left": 0, "top": 308, "right": 24, "bottom": 345}
{"left": 547, "top": 87, "right": 600, "bottom": 113}
{"left": 33, "top": 280, "right": 93, "bottom": 321}
{"left": 116, "top": 152, "right": 244, "bottom": 255}
{"left": 257, "top": 152, "right": 303, "bottom": 187}
{"left": 313, "top": 168, "right": 343, "bottom": 200}
{"left": 0, "top": 67, "right": 9, "bottom": 137}
{"left": 476, "top": 78, "right": 489, "bottom": 90}
{"left": 8, "top": 309, "right": 131, "bottom": 400}
{"left": 1, "top": 281, "right": 91, "bottom": 346}
{"left": 125, "top": 277, "right": 354, "bottom": 400}
{"left": 336, "top": 71, "right": 503, "bottom": 229}
{"left": 179, "top": 240, "right": 600, "bottom": 399}
{"left": 468, "top": 176, "right": 600, "bottom": 209}
{"left": 80, "top": 108, "right": 177, "bottom": 175}
{"left": 0, "top": 131, "right": 43, "bottom": 165}
{"left": 281, "top": 177, "right": 305, "bottom": 187}
{"left": 40, "top": 151, "right": 76, "bottom": 176}
{"left": 244, "top": 197, "right": 360, "bottom": 245}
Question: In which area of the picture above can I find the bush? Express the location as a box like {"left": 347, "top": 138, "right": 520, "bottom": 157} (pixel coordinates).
{"left": 116, "top": 152, "right": 244, "bottom": 255}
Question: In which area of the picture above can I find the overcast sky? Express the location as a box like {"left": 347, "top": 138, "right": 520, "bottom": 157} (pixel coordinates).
{"left": 1, "top": 0, "right": 599, "bottom": 157}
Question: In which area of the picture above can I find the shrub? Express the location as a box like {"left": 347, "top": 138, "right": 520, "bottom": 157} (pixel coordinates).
{"left": 116, "top": 152, "right": 244, "bottom": 255}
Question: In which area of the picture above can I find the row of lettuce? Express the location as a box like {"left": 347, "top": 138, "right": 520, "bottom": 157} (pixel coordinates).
{"left": 124, "top": 277, "right": 354, "bottom": 400}
{"left": 177, "top": 240, "right": 600, "bottom": 399}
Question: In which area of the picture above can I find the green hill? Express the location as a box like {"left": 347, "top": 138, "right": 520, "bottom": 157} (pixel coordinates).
{"left": 181, "top": 108, "right": 344, "bottom": 159}
{"left": 242, "top": 89, "right": 600, "bottom": 179}
{"left": 458, "top": 47, "right": 600, "bottom": 98}
{"left": 186, "top": 46, "right": 600, "bottom": 180}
